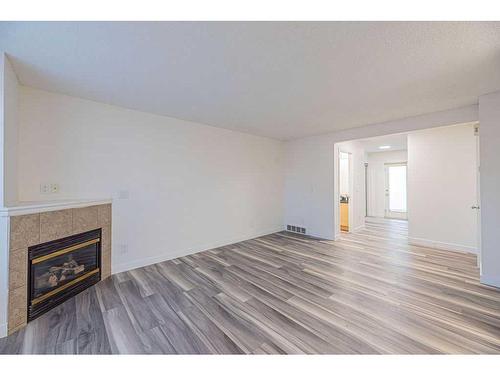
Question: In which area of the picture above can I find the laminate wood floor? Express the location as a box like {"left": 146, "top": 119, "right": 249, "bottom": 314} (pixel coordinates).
{"left": 2, "top": 217, "right": 500, "bottom": 354}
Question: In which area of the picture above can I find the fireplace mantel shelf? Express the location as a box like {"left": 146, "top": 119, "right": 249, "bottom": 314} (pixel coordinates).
{"left": 0, "top": 198, "right": 112, "bottom": 217}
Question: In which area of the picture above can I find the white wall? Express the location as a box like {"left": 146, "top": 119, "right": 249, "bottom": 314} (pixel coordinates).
{"left": 17, "top": 86, "right": 285, "bottom": 273}
{"left": 478, "top": 91, "right": 500, "bottom": 287}
{"left": 366, "top": 150, "right": 408, "bottom": 218}
{"left": 2, "top": 55, "right": 18, "bottom": 206}
{"left": 407, "top": 124, "right": 477, "bottom": 253}
{"left": 284, "top": 105, "right": 478, "bottom": 240}
{"left": 1, "top": 53, "right": 19, "bottom": 207}
{"left": 0, "top": 55, "right": 7, "bottom": 336}
{"left": 0, "top": 55, "right": 4, "bottom": 208}
{"left": 0, "top": 53, "right": 19, "bottom": 337}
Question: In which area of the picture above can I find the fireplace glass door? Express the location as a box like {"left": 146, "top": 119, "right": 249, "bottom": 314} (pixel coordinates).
{"left": 28, "top": 229, "right": 101, "bottom": 321}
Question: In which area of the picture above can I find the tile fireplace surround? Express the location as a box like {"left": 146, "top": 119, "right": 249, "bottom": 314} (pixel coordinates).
{"left": 0, "top": 199, "right": 112, "bottom": 337}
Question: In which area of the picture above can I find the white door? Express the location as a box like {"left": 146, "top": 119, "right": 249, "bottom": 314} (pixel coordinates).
{"left": 385, "top": 163, "right": 408, "bottom": 220}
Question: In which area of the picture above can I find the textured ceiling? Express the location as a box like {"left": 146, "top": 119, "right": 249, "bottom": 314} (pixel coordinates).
{"left": 1, "top": 21, "right": 499, "bottom": 140}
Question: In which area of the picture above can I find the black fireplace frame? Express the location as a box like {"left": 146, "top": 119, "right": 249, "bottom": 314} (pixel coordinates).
{"left": 27, "top": 228, "right": 102, "bottom": 322}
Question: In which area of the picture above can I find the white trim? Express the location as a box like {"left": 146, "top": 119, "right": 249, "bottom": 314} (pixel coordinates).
{"left": 352, "top": 224, "right": 365, "bottom": 233}
{"left": 475, "top": 129, "right": 482, "bottom": 271}
{"left": 480, "top": 275, "right": 500, "bottom": 289}
{"left": 408, "top": 236, "right": 477, "bottom": 254}
{"left": 112, "top": 226, "right": 284, "bottom": 274}
{"left": 304, "top": 232, "right": 332, "bottom": 241}
{"left": 337, "top": 149, "right": 353, "bottom": 233}
{"left": 0, "top": 217, "right": 10, "bottom": 338}
{"left": 0, "top": 198, "right": 112, "bottom": 217}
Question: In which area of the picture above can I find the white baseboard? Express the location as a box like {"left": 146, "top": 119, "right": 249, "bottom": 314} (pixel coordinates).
{"left": 408, "top": 236, "right": 477, "bottom": 254}
{"left": 332, "top": 226, "right": 363, "bottom": 240}
{"left": 352, "top": 225, "right": 365, "bottom": 233}
{"left": 480, "top": 275, "right": 500, "bottom": 289}
{"left": 0, "top": 322, "right": 7, "bottom": 339}
{"left": 305, "top": 231, "right": 334, "bottom": 240}
{"left": 112, "top": 226, "right": 284, "bottom": 274}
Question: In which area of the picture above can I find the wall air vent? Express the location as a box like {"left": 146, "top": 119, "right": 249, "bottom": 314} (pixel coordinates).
{"left": 286, "top": 225, "right": 306, "bottom": 235}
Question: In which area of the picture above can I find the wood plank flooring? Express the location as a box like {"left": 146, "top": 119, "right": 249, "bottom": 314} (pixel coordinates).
{"left": 1, "top": 217, "right": 500, "bottom": 354}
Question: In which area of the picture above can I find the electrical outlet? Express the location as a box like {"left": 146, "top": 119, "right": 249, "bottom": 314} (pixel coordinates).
{"left": 40, "top": 183, "right": 60, "bottom": 194}
{"left": 40, "top": 183, "right": 50, "bottom": 194}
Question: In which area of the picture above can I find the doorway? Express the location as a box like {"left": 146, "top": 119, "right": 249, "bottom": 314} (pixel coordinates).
{"left": 384, "top": 162, "right": 408, "bottom": 220}
{"left": 333, "top": 123, "right": 482, "bottom": 281}
{"left": 339, "top": 151, "right": 351, "bottom": 232}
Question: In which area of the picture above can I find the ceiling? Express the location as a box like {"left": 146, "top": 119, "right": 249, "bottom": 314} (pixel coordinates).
{"left": 358, "top": 133, "right": 408, "bottom": 153}
{"left": 1, "top": 22, "right": 500, "bottom": 140}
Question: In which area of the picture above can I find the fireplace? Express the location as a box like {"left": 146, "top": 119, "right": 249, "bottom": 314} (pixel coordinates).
{"left": 28, "top": 229, "right": 102, "bottom": 321}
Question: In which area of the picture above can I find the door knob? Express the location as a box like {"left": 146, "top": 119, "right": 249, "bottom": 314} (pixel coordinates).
{"left": 471, "top": 206, "right": 480, "bottom": 209}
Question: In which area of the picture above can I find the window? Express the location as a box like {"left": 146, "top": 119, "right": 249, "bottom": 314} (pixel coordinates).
{"left": 387, "top": 165, "right": 407, "bottom": 212}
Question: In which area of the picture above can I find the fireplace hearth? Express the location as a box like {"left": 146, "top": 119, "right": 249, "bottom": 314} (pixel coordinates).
{"left": 28, "top": 229, "right": 102, "bottom": 321}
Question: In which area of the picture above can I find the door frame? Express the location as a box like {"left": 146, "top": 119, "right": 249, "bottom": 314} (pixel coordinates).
{"left": 475, "top": 123, "right": 482, "bottom": 270}
{"left": 384, "top": 162, "right": 408, "bottom": 220}
{"left": 337, "top": 149, "right": 354, "bottom": 233}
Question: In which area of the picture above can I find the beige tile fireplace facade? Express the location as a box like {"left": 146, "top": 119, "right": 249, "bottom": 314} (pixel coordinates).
{"left": 7, "top": 203, "right": 112, "bottom": 335}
